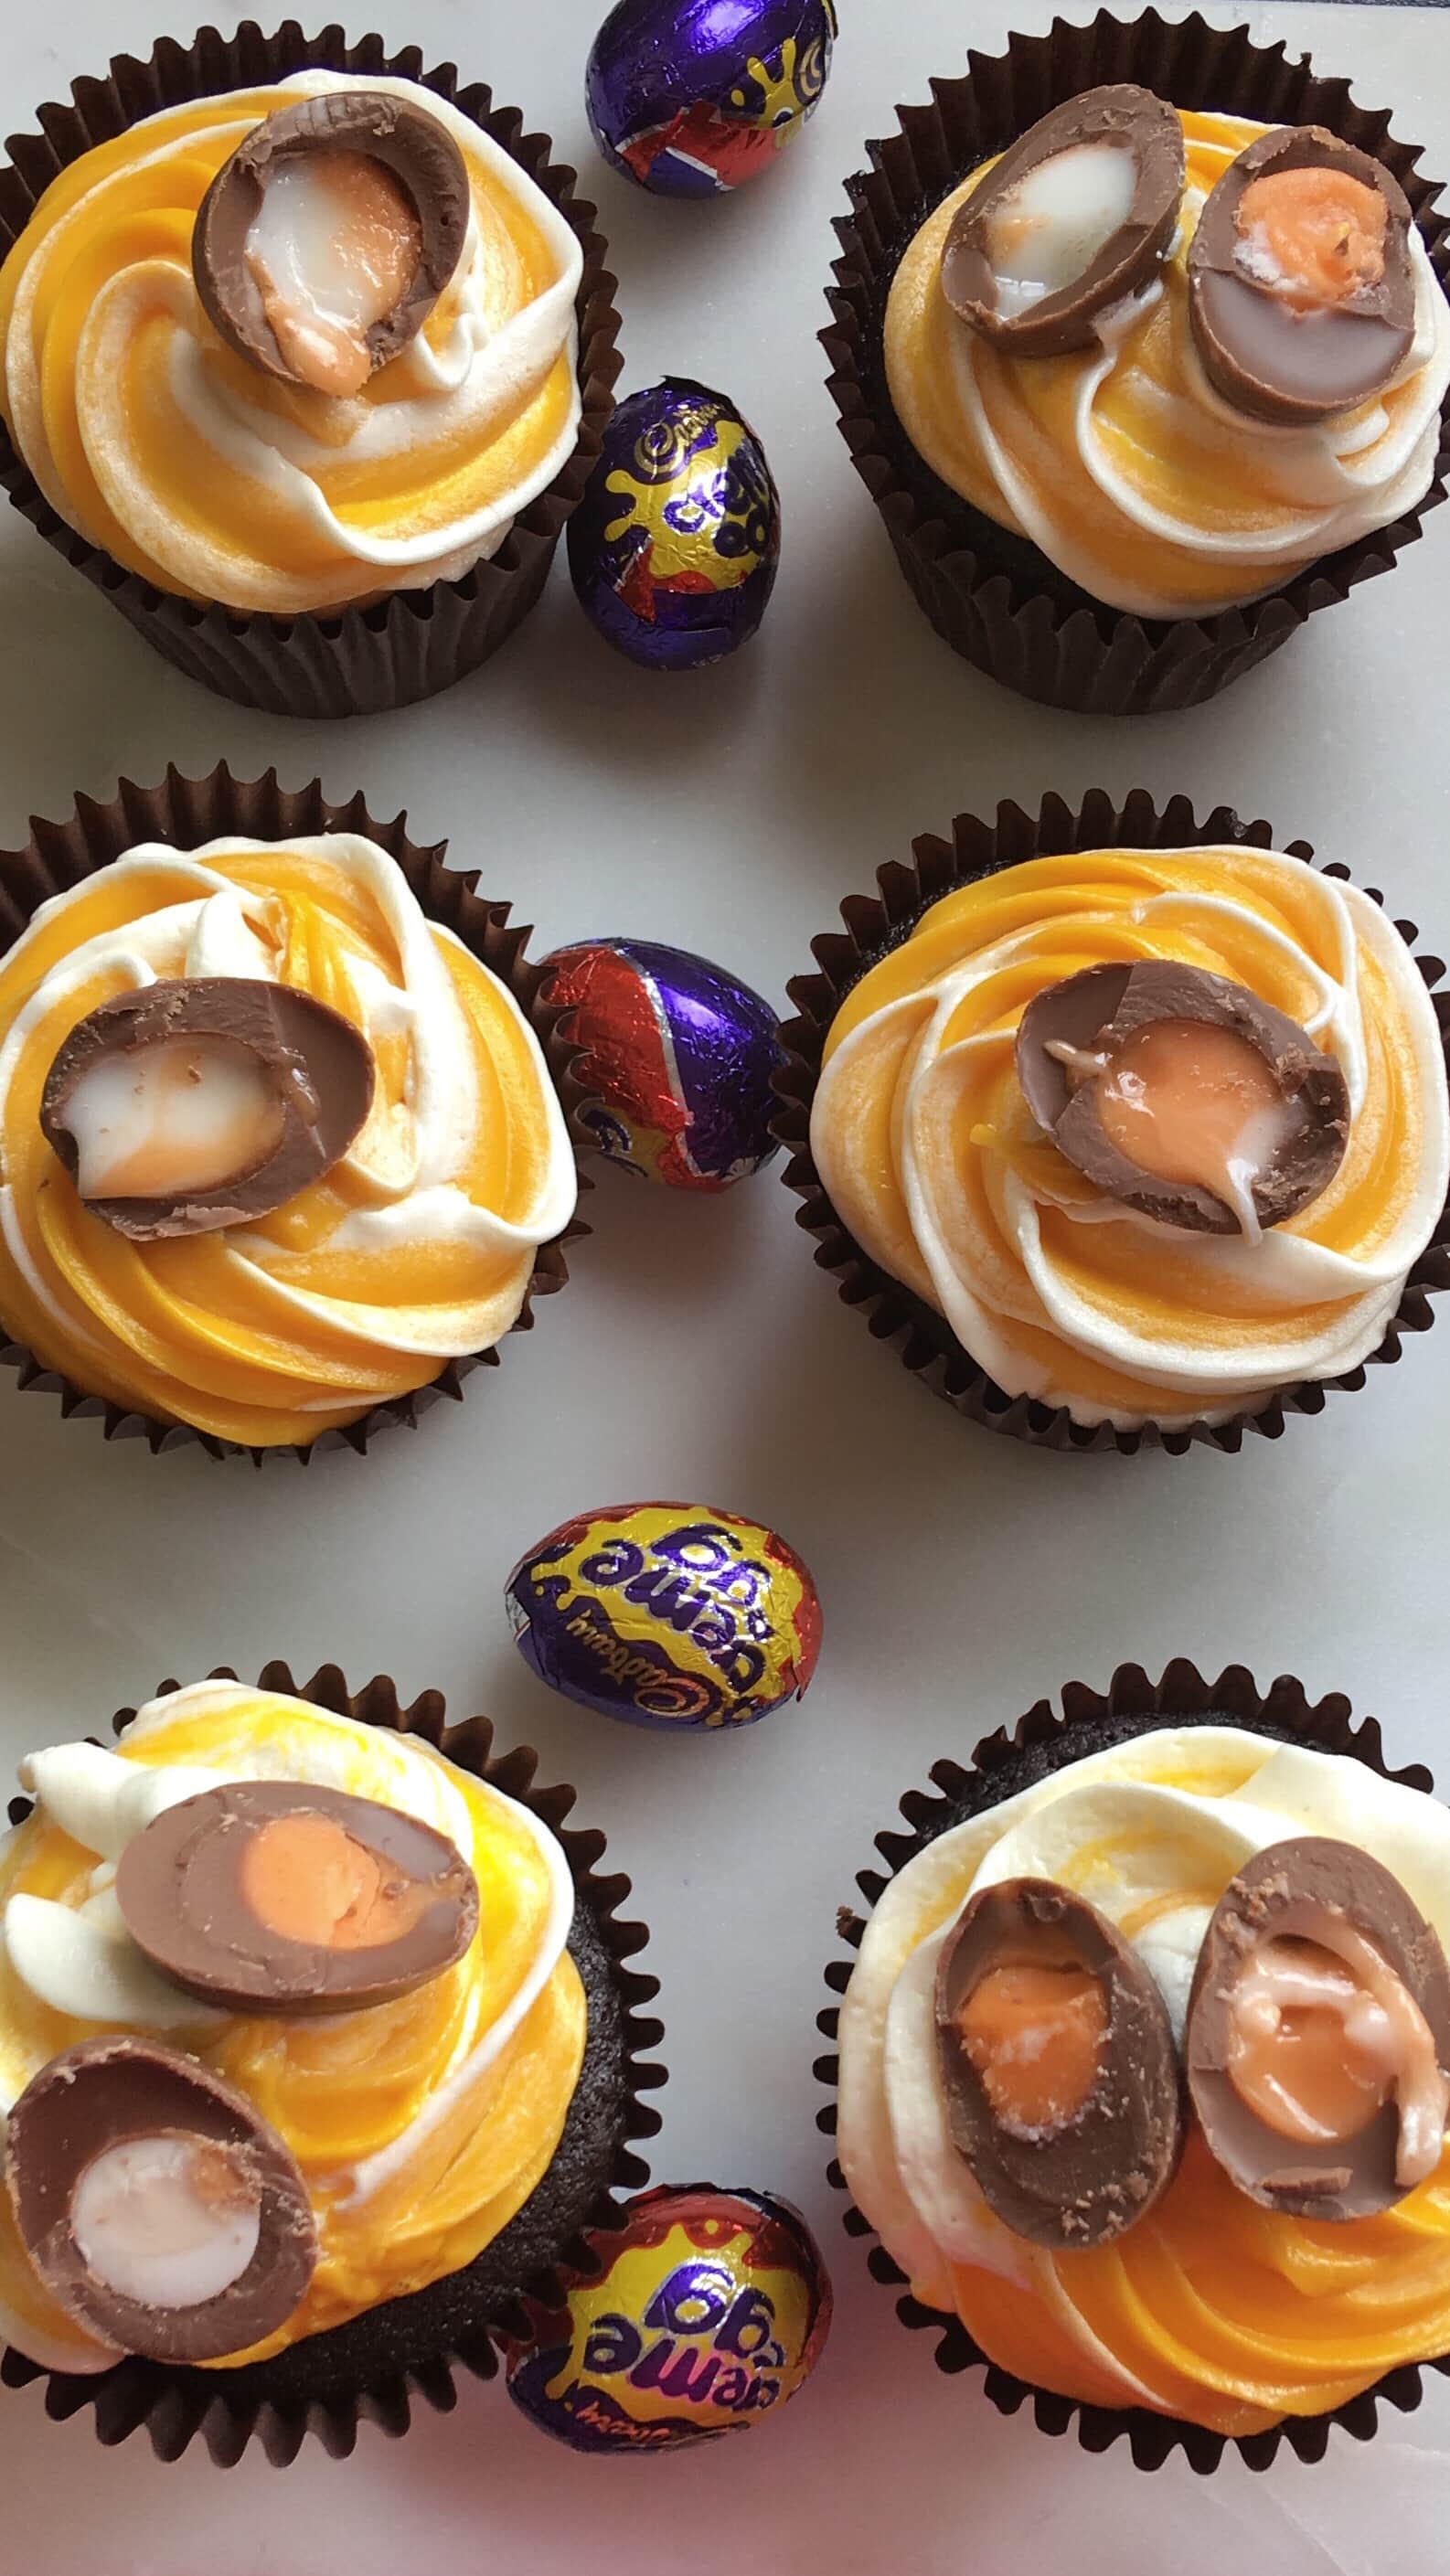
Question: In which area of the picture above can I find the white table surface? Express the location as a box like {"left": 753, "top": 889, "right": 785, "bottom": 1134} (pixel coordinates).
{"left": 1, "top": 1, "right": 1447, "bottom": 2567}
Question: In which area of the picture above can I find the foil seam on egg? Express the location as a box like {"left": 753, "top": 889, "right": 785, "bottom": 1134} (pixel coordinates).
{"left": 768, "top": 787, "right": 1450, "bottom": 1458}
{"left": 816, "top": 1657, "right": 1443, "bottom": 2473}
{"left": 0, "top": 1662, "right": 666, "bottom": 2466}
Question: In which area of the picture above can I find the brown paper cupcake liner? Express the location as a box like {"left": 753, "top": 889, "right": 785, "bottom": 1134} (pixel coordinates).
{"left": 0, "top": 761, "right": 593, "bottom": 1464}
{"left": 825, "top": 8, "right": 1450, "bottom": 714}
{"left": 817, "top": 1655, "right": 1445, "bottom": 2471}
{"left": 0, "top": 1661, "right": 666, "bottom": 2464}
{"left": 0, "top": 24, "right": 622, "bottom": 719}
{"left": 772, "top": 787, "right": 1450, "bottom": 1455}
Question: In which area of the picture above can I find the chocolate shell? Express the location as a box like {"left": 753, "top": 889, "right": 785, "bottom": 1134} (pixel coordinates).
{"left": 193, "top": 90, "right": 471, "bottom": 393}
{"left": 934, "top": 1879, "right": 1182, "bottom": 2250}
{"left": 39, "top": 977, "right": 375, "bottom": 1241}
{"left": 1015, "top": 959, "right": 1349, "bottom": 1236}
{"left": 1188, "top": 126, "right": 1416, "bottom": 427}
{"left": 115, "top": 1781, "right": 480, "bottom": 2016}
{"left": 5, "top": 2036, "right": 315, "bottom": 2363}
{"left": 1186, "top": 1837, "right": 1450, "bottom": 2220}
{"left": 942, "top": 86, "right": 1185, "bottom": 357}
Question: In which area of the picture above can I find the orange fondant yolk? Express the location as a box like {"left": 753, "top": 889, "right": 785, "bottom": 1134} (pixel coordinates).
{"left": 1236, "top": 168, "right": 1388, "bottom": 310}
{"left": 240, "top": 1813, "right": 431, "bottom": 1952}
{"left": 1096, "top": 1018, "right": 1288, "bottom": 1212}
{"left": 64, "top": 1037, "right": 284, "bottom": 1201}
{"left": 959, "top": 1954, "right": 1109, "bottom": 2133}
{"left": 246, "top": 151, "right": 422, "bottom": 397}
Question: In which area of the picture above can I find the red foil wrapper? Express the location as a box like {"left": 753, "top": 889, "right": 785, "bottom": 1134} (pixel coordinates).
{"left": 824, "top": 11, "right": 1450, "bottom": 714}
{"left": 0, "top": 27, "right": 622, "bottom": 718}
{"left": 819, "top": 1656, "right": 1445, "bottom": 2470}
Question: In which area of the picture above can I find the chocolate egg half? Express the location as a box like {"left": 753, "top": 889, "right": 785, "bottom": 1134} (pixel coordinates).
{"left": 1015, "top": 959, "right": 1349, "bottom": 1238}
{"left": 115, "top": 1782, "right": 479, "bottom": 2014}
{"left": 540, "top": 939, "right": 781, "bottom": 1188}
{"left": 586, "top": 0, "right": 837, "bottom": 197}
{"left": 1186, "top": 1836, "right": 1450, "bottom": 2219}
{"left": 567, "top": 379, "right": 780, "bottom": 670}
{"left": 506, "top": 1503, "right": 822, "bottom": 1730}
{"left": 40, "top": 977, "right": 375, "bottom": 1241}
{"left": 6, "top": 2036, "right": 316, "bottom": 2363}
{"left": 1189, "top": 126, "right": 1416, "bottom": 427}
{"left": 505, "top": 2185, "right": 832, "bottom": 2451}
{"left": 943, "top": 85, "right": 1184, "bottom": 357}
{"left": 193, "top": 91, "right": 471, "bottom": 396}
{"left": 935, "top": 1879, "right": 1183, "bottom": 2249}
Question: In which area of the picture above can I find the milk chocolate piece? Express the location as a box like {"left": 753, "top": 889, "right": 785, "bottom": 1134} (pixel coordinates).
{"left": 942, "top": 86, "right": 1184, "bottom": 357}
{"left": 1015, "top": 959, "right": 1349, "bottom": 1236}
{"left": 934, "top": 1879, "right": 1182, "bottom": 2250}
{"left": 39, "top": 977, "right": 375, "bottom": 1240}
{"left": 115, "top": 1782, "right": 480, "bottom": 2015}
{"left": 1186, "top": 1838, "right": 1450, "bottom": 2219}
{"left": 193, "top": 90, "right": 470, "bottom": 392}
{"left": 5, "top": 2036, "right": 315, "bottom": 2363}
{"left": 1188, "top": 126, "right": 1416, "bottom": 426}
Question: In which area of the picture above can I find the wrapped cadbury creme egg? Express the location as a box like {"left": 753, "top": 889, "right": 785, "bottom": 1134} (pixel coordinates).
{"left": 505, "top": 2184, "right": 832, "bottom": 2451}
{"left": 567, "top": 379, "right": 780, "bottom": 670}
{"left": 540, "top": 938, "right": 780, "bottom": 1188}
{"left": 506, "top": 1503, "right": 822, "bottom": 1730}
{"left": 586, "top": 0, "right": 837, "bottom": 197}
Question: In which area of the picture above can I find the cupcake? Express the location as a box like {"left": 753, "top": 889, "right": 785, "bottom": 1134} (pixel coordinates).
{"left": 0, "top": 30, "right": 620, "bottom": 718}
{"left": 776, "top": 793, "right": 1450, "bottom": 1453}
{"left": 826, "top": 16, "right": 1450, "bottom": 712}
{"left": 0, "top": 765, "right": 581, "bottom": 1460}
{"left": 0, "top": 1666, "right": 663, "bottom": 2463}
{"left": 824, "top": 1660, "right": 1450, "bottom": 2466}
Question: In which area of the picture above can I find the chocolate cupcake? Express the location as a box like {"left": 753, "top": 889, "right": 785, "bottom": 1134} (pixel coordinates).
{"left": 821, "top": 1659, "right": 1450, "bottom": 2467}
{"left": 0, "top": 763, "right": 588, "bottom": 1463}
{"left": 826, "top": 16, "right": 1450, "bottom": 713}
{"left": 0, "top": 29, "right": 621, "bottom": 718}
{"left": 0, "top": 1664, "right": 664, "bottom": 2464}
{"left": 773, "top": 790, "right": 1450, "bottom": 1454}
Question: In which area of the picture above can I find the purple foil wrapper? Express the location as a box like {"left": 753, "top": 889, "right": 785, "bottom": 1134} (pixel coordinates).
{"left": 542, "top": 937, "right": 781, "bottom": 1187}
{"left": 586, "top": 0, "right": 837, "bottom": 196}
{"left": 567, "top": 379, "right": 780, "bottom": 669}
{"left": 505, "top": 1502, "right": 823, "bottom": 1730}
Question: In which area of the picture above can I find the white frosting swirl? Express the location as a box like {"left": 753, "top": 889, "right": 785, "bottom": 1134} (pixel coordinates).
{"left": 838, "top": 1725, "right": 1450, "bottom": 2417}
{"left": 0, "top": 75, "right": 583, "bottom": 611}
{"left": 886, "top": 112, "right": 1450, "bottom": 620}
{"left": 809, "top": 847, "right": 1449, "bottom": 1430}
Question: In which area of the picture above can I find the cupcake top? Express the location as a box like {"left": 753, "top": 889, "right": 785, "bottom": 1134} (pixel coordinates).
{"left": 0, "top": 73, "right": 583, "bottom": 612}
{"left": 837, "top": 1721, "right": 1450, "bottom": 2434}
{"left": 808, "top": 845, "right": 1448, "bottom": 1431}
{"left": 885, "top": 96, "right": 1450, "bottom": 617}
{"left": 0, "top": 828, "right": 576, "bottom": 1447}
{"left": 0, "top": 1681, "right": 583, "bottom": 2374}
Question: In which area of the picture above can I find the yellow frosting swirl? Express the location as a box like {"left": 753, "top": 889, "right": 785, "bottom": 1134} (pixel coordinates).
{"left": 0, "top": 831, "right": 578, "bottom": 1446}
{"left": 809, "top": 846, "right": 1448, "bottom": 1429}
{"left": 885, "top": 111, "right": 1450, "bottom": 617}
{"left": 0, "top": 1682, "right": 587, "bottom": 2370}
{"left": 0, "top": 74, "right": 583, "bottom": 612}
{"left": 837, "top": 1724, "right": 1450, "bottom": 2433}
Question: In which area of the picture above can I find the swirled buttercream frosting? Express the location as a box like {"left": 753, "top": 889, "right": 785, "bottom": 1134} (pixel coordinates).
{"left": 837, "top": 1723, "right": 1450, "bottom": 2432}
{"left": 808, "top": 846, "right": 1448, "bottom": 1430}
{"left": 0, "top": 1681, "right": 585, "bottom": 2373}
{"left": 0, "top": 74, "right": 583, "bottom": 612}
{"left": 885, "top": 110, "right": 1450, "bottom": 617}
{"left": 0, "top": 831, "right": 577, "bottom": 1446}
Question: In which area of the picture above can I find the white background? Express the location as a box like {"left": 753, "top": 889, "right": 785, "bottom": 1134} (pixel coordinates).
{"left": 0, "top": 1, "right": 1446, "bottom": 2568}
